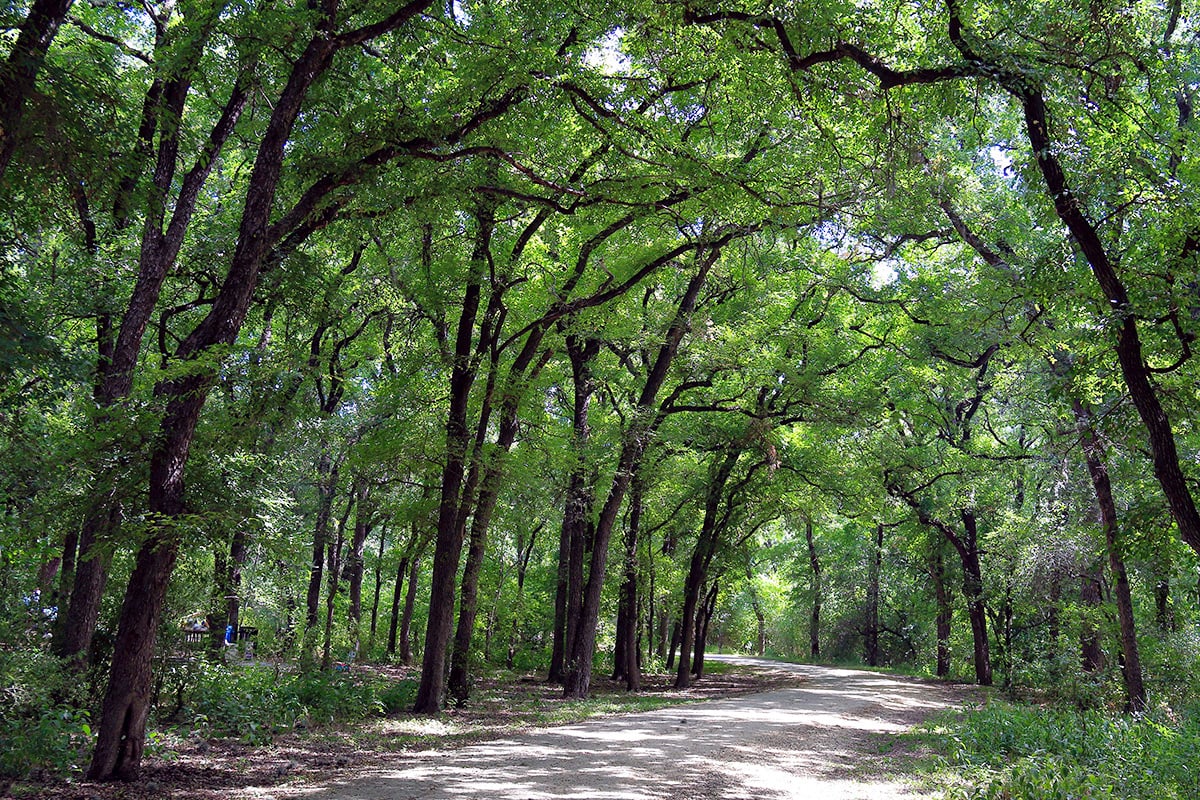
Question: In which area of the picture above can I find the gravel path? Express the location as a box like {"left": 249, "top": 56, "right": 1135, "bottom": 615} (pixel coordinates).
{"left": 283, "top": 657, "right": 973, "bottom": 800}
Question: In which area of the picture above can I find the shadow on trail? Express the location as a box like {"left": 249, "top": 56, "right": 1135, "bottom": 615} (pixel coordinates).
{"left": 297, "top": 660, "right": 971, "bottom": 800}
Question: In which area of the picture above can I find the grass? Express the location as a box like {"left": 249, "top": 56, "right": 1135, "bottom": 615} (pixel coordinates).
{"left": 905, "top": 698, "right": 1200, "bottom": 800}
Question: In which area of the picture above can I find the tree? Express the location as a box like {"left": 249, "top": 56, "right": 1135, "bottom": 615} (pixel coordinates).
{"left": 0, "top": 0, "right": 75, "bottom": 178}
{"left": 83, "top": 0, "right": 523, "bottom": 778}
{"left": 6, "top": 6, "right": 1200, "bottom": 781}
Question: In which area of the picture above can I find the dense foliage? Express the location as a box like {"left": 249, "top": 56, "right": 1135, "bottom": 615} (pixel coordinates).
{"left": 3, "top": 0, "right": 1200, "bottom": 791}
{"left": 923, "top": 701, "right": 1200, "bottom": 799}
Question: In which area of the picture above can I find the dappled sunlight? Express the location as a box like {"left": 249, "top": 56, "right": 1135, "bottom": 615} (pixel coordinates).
{"left": 377, "top": 717, "right": 467, "bottom": 737}
{"left": 720, "top": 760, "right": 926, "bottom": 800}
{"left": 293, "top": 659, "right": 970, "bottom": 799}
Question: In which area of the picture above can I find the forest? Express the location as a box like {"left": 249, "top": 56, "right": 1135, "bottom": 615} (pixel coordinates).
{"left": 2, "top": 0, "right": 1200, "bottom": 796}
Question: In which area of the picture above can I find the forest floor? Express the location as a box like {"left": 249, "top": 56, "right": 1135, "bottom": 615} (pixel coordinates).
{"left": 7, "top": 657, "right": 977, "bottom": 800}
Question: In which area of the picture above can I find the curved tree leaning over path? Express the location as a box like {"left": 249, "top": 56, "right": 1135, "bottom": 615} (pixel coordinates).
{"left": 85, "top": 0, "right": 476, "bottom": 779}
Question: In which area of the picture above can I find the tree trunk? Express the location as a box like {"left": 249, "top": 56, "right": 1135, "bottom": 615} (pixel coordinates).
{"left": 280, "top": 560, "right": 299, "bottom": 653}
{"left": 745, "top": 560, "right": 765, "bottom": 657}
{"left": 387, "top": 552, "right": 409, "bottom": 659}
{"left": 1011, "top": 80, "right": 1200, "bottom": 556}
{"left": 389, "top": 521, "right": 422, "bottom": 659}
{"left": 226, "top": 529, "right": 247, "bottom": 635}
{"left": 646, "top": 558, "right": 657, "bottom": 664}
{"left": 959, "top": 511, "right": 992, "bottom": 687}
{"left": 206, "top": 541, "right": 230, "bottom": 658}
{"left": 399, "top": 549, "right": 422, "bottom": 665}
{"left": 1080, "top": 559, "right": 1105, "bottom": 673}
{"left": 368, "top": 520, "right": 387, "bottom": 653}
{"left": 549, "top": 336, "right": 600, "bottom": 684}
{"left": 414, "top": 195, "right": 496, "bottom": 713}
{"left": 206, "top": 526, "right": 248, "bottom": 658}
{"left": 53, "top": 498, "right": 118, "bottom": 667}
{"left": 346, "top": 485, "right": 372, "bottom": 650}
{"left": 995, "top": 583, "right": 1015, "bottom": 693}
{"left": 563, "top": 251, "right": 722, "bottom": 699}
{"left": 1154, "top": 576, "right": 1174, "bottom": 633}
{"left": 86, "top": 534, "right": 180, "bottom": 781}
{"left": 446, "top": 500, "right": 492, "bottom": 703}
{"left": 506, "top": 524, "right": 539, "bottom": 668}
{"left": 676, "top": 448, "right": 740, "bottom": 689}
{"left": 0, "top": 0, "right": 75, "bottom": 179}
{"left": 616, "top": 475, "right": 642, "bottom": 691}
{"left": 88, "top": 374, "right": 201, "bottom": 780}
{"left": 931, "top": 546, "right": 952, "bottom": 678}
{"left": 864, "top": 522, "right": 883, "bottom": 667}
{"left": 691, "top": 581, "right": 718, "bottom": 679}
{"left": 805, "top": 519, "right": 821, "bottom": 659}
{"left": 85, "top": 3, "right": 434, "bottom": 776}
{"left": 54, "top": 32, "right": 247, "bottom": 668}
{"left": 50, "top": 529, "right": 79, "bottom": 651}
{"left": 612, "top": 598, "right": 629, "bottom": 682}
{"left": 1074, "top": 400, "right": 1147, "bottom": 711}
{"left": 666, "top": 620, "right": 681, "bottom": 670}
{"left": 322, "top": 494, "right": 353, "bottom": 669}
{"left": 897, "top": 492, "right": 992, "bottom": 686}
{"left": 448, "top": 333, "right": 550, "bottom": 703}
{"left": 307, "top": 450, "right": 340, "bottom": 662}
{"left": 1046, "top": 577, "right": 1062, "bottom": 664}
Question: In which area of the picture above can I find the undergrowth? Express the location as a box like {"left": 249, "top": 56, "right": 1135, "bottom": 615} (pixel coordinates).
{"left": 0, "top": 648, "right": 96, "bottom": 778}
{"left": 182, "top": 662, "right": 417, "bottom": 744}
{"left": 913, "top": 700, "right": 1200, "bottom": 800}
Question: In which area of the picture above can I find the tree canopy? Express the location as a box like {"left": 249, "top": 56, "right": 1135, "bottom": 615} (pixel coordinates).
{"left": 2, "top": 0, "right": 1200, "bottom": 785}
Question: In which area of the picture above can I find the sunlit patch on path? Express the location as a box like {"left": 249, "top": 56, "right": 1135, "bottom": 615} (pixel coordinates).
{"left": 273, "top": 657, "right": 972, "bottom": 800}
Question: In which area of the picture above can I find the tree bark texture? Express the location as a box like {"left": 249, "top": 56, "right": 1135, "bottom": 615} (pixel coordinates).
{"left": 1074, "top": 399, "right": 1147, "bottom": 712}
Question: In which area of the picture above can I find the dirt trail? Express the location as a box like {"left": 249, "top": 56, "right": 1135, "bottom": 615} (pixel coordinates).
{"left": 280, "top": 657, "right": 972, "bottom": 800}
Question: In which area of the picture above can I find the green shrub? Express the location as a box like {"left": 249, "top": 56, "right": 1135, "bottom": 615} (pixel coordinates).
{"left": 377, "top": 678, "right": 417, "bottom": 713}
{"left": 185, "top": 661, "right": 300, "bottom": 744}
{"left": 0, "top": 650, "right": 95, "bottom": 778}
{"left": 920, "top": 700, "right": 1200, "bottom": 800}
{"left": 0, "top": 704, "right": 93, "bottom": 778}
{"left": 181, "top": 663, "right": 409, "bottom": 743}
{"left": 292, "top": 670, "right": 383, "bottom": 723}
